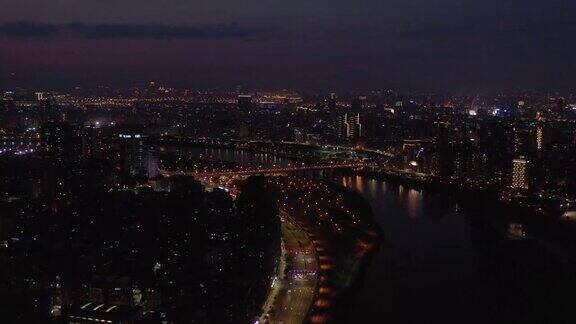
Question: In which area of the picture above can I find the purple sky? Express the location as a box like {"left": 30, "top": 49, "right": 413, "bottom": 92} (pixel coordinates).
{"left": 1, "top": 0, "right": 575, "bottom": 92}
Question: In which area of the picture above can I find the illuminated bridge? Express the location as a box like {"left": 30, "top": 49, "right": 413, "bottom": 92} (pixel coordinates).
{"left": 160, "top": 163, "right": 373, "bottom": 178}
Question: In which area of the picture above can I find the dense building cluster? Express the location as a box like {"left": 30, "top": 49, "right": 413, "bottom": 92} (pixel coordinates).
{"left": 2, "top": 86, "right": 576, "bottom": 204}
{"left": 0, "top": 109, "right": 281, "bottom": 323}
{"left": 2, "top": 86, "right": 576, "bottom": 213}
{"left": 2, "top": 84, "right": 576, "bottom": 323}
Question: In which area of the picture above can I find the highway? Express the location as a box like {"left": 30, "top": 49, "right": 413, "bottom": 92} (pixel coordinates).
{"left": 201, "top": 178, "right": 319, "bottom": 324}
{"left": 258, "top": 214, "right": 319, "bottom": 324}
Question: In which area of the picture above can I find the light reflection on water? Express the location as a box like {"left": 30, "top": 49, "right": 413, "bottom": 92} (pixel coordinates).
{"left": 165, "top": 147, "right": 292, "bottom": 169}
{"left": 164, "top": 147, "right": 574, "bottom": 323}
{"left": 406, "top": 188, "right": 422, "bottom": 219}
{"left": 355, "top": 175, "right": 364, "bottom": 194}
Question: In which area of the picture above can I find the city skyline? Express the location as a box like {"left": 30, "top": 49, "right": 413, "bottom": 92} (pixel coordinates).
{"left": 2, "top": 81, "right": 576, "bottom": 324}
{"left": 3, "top": 1, "right": 576, "bottom": 323}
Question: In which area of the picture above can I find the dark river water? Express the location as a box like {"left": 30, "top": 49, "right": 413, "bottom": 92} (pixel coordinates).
{"left": 167, "top": 147, "right": 576, "bottom": 324}
{"left": 340, "top": 176, "right": 575, "bottom": 324}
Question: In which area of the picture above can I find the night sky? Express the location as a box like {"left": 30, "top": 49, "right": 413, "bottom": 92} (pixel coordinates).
{"left": 1, "top": 0, "right": 575, "bottom": 92}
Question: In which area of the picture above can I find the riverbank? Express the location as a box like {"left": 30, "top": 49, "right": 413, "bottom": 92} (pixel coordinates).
{"left": 270, "top": 176, "right": 381, "bottom": 323}
{"left": 346, "top": 168, "right": 570, "bottom": 219}
{"left": 159, "top": 145, "right": 576, "bottom": 323}
{"left": 336, "top": 171, "right": 576, "bottom": 324}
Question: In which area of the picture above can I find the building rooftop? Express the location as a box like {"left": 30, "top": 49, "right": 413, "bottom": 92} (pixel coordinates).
{"left": 67, "top": 302, "right": 142, "bottom": 323}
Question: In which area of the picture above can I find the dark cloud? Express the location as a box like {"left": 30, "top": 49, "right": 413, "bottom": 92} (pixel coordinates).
{"left": 0, "top": 22, "right": 59, "bottom": 37}
{"left": 0, "top": 21, "right": 276, "bottom": 39}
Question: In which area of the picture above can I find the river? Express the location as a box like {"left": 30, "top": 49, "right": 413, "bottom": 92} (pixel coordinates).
{"left": 340, "top": 176, "right": 575, "bottom": 323}
{"left": 164, "top": 146, "right": 576, "bottom": 323}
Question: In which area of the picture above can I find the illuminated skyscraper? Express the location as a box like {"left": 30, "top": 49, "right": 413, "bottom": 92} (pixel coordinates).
{"left": 511, "top": 158, "right": 529, "bottom": 190}
{"left": 347, "top": 113, "right": 362, "bottom": 138}
{"left": 118, "top": 132, "right": 158, "bottom": 178}
{"left": 338, "top": 113, "right": 362, "bottom": 139}
{"left": 119, "top": 133, "right": 145, "bottom": 178}
{"left": 536, "top": 126, "right": 544, "bottom": 151}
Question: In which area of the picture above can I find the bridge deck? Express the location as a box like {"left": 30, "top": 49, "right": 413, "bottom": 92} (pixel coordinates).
{"left": 160, "top": 163, "right": 371, "bottom": 177}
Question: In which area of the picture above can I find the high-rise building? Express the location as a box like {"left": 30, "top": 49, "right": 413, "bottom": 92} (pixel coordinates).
{"left": 41, "top": 122, "right": 79, "bottom": 161}
{"left": 536, "top": 126, "right": 544, "bottom": 151}
{"left": 119, "top": 133, "right": 145, "bottom": 178}
{"left": 513, "top": 127, "right": 529, "bottom": 155}
{"left": 146, "top": 148, "right": 160, "bottom": 178}
{"left": 338, "top": 113, "right": 362, "bottom": 139}
{"left": 80, "top": 123, "right": 103, "bottom": 160}
{"left": 118, "top": 132, "right": 157, "bottom": 179}
{"left": 511, "top": 157, "right": 529, "bottom": 190}
{"left": 338, "top": 115, "right": 347, "bottom": 138}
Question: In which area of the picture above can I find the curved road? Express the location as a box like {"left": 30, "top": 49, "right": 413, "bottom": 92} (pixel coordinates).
{"left": 259, "top": 214, "right": 319, "bottom": 324}
{"left": 199, "top": 179, "right": 319, "bottom": 324}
